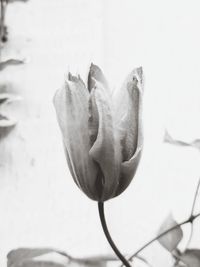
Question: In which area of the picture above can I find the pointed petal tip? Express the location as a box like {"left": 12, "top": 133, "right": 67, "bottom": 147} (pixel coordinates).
{"left": 88, "top": 63, "right": 108, "bottom": 92}
{"left": 89, "top": 63, "right": 101, "bottom": 74}
{"left": 68, "top": 72, "right": 72, "bottom": 81}
{"left": 90, "top": 62, "right": 96, "bottom": 69}
{"left": 130, "top": 66, "right": 144, "bottom": 93}
{"left": 66, "top": 72, "right": 85, "bottom": 87}
{"left": 137, "top": 66, "right": 143, "bottom": 79}
{"left": 67, "top": 72, "right": 79, "bottom": 83}
{"left": 131, "top": 66, "right": 143, "bottom": 79}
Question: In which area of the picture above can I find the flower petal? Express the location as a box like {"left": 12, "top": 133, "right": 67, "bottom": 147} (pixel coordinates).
{"left": 63, "top": 147, "right": 79, "bottom": 187}
{"left": 116, "top": 148, "right": 142, "bottom": 196}
{"left": 89, "top": 81, "right": 121, "bottom": 201}
{"left": 87, "top": 63, "right": 108, "bottom": 92}
{"left": 88, "top": 89, "right": 99, "bottom": 147}
{"left": 116, "top": 67, "right": 144, "bottom": 196}
{"left": 53, "top": 75, "right": 99, "bottom": 200}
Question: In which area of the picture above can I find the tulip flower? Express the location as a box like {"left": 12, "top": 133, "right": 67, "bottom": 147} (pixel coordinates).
{"left": 53, "top": 63, "right": 143, "bottom": 202}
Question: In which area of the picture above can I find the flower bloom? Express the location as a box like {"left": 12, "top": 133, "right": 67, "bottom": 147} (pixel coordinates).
{"left": 53, "top": 64, "right": 143, "bottom": 201}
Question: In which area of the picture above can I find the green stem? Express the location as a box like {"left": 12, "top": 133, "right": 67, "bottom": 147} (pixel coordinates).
{"left": 98, "top": 202, "right": 131, "bottom": 267}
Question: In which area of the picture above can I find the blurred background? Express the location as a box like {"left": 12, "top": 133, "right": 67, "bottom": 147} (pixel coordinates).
{"left": 0, "top": 0, "right": 200, "bottom": 266}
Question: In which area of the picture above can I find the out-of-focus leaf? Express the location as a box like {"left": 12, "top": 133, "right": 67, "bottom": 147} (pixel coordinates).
{"left": 0, "top": 93, "right": 22, "bottom": 128}
{"left": 191, "top": 139, "right": 200, "bottom": 150}
{"left": 0, "top": 59, "right": 24, "bottom": 71}
{"left": 0, "top": 93, "right": 22, "bottom": 104}
{"left": 8, "top": 260, "right": 66, "bottom": 267}
{"left": 7, "top": 248, "right": 58, "bottom": 267}
{"left": 0, "top": 114, "right": 17, "bottom": 127}
{"left": 179, "top": 249, "right": 200, "bottom": 267}
{"left": 164, "top": 130, "right": 190, "bottom": 147}
{"left": 164, "top": 130, "right": 200, "bottom": 151}
{"left": 73, "top": 258, "right": 108, "bottom": 267}
{"left": 7, "top": 248, "right": 108, "bottom": 267}
{"left": 158, "top": 214, "right": 183, "bottom": 252}
{"left": 7, "top": 0, "right": 29, "bottom": 3}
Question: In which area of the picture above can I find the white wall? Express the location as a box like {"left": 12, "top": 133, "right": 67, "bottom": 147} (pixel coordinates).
{"left": 0, "top": 1, "right": 200, "bottom": 266}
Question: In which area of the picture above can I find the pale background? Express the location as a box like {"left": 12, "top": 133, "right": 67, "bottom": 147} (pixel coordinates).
{"left": 0, "top": 0, "right": 200, "bottom": 266}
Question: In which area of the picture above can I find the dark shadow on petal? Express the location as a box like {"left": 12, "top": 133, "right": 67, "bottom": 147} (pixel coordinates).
{"left": 116, "top": 148, "right": 142, "bottom": 197}
{"left": 88, "top": 90, "right": 99, "bottom": 147}
{"left": 94, "top": 164, "right": 105, "bottom": 201}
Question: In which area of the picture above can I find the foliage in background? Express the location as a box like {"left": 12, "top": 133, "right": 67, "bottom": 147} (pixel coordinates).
{"left": 0, "top": 0, "right": 26, "bottom": 134}
{"left": 1, "top": 0, "right": 200, "bottom": 266}
{"left": 0, "top": 0, "right": 29, "bottom": 42}
{"left": 7, "top": 248, "right": 108, "bottom": 267}
{"left": 6, "top": 134, "right": 200, "bottom": 266}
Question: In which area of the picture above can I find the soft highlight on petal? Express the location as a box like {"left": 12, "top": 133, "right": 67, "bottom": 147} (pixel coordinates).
{"left": 116, "top": 67, "right": 144, "bottom": 196}
{"left": 53, "top": 77, "right": 99, "bottom": 200}
{"left": 87, "top": 63, "right": 108, "bottom": 92}
{"left": 88, "top": 89, "right": 99, "bottom": 147}
{"left": 116, "top": 148, "right": 142, "bottom": 196}
{"left": 120, "top": 80, "right": 139, "bottom": 161}
{"left": 89, "top": 81, "right": 121, "bottom": 201}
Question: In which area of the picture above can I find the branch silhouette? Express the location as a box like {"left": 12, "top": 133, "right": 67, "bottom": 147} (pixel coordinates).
{"left": 120, "top": 177, "right": 200, "bottom": 267}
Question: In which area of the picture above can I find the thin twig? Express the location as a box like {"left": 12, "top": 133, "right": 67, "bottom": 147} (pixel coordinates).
{"left": 190, "top": 177, "right": 200, "bottom": 217}
{"left": 121, "top": 177, "right": 200, "bottom": 267}
{"left": 135, "top": 255, "right": 153, "bottom": 267}
{"left": 185, "top": 177, "right": 200, "bottom": 249}
{"left": 58, "top": 249, "right": 153, "bottom": 266}
{"left": 119, "top": 212, "right": 200, "bottom": 267}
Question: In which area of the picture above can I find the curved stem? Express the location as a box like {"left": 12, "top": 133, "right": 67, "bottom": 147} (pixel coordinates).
{"left": 98, "top": 202, "right": 131, "bottom": 267}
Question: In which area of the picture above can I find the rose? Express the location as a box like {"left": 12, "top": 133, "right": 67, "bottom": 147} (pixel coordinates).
{"left": 54, "top": 63, "right": 143, "bottom": 201}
